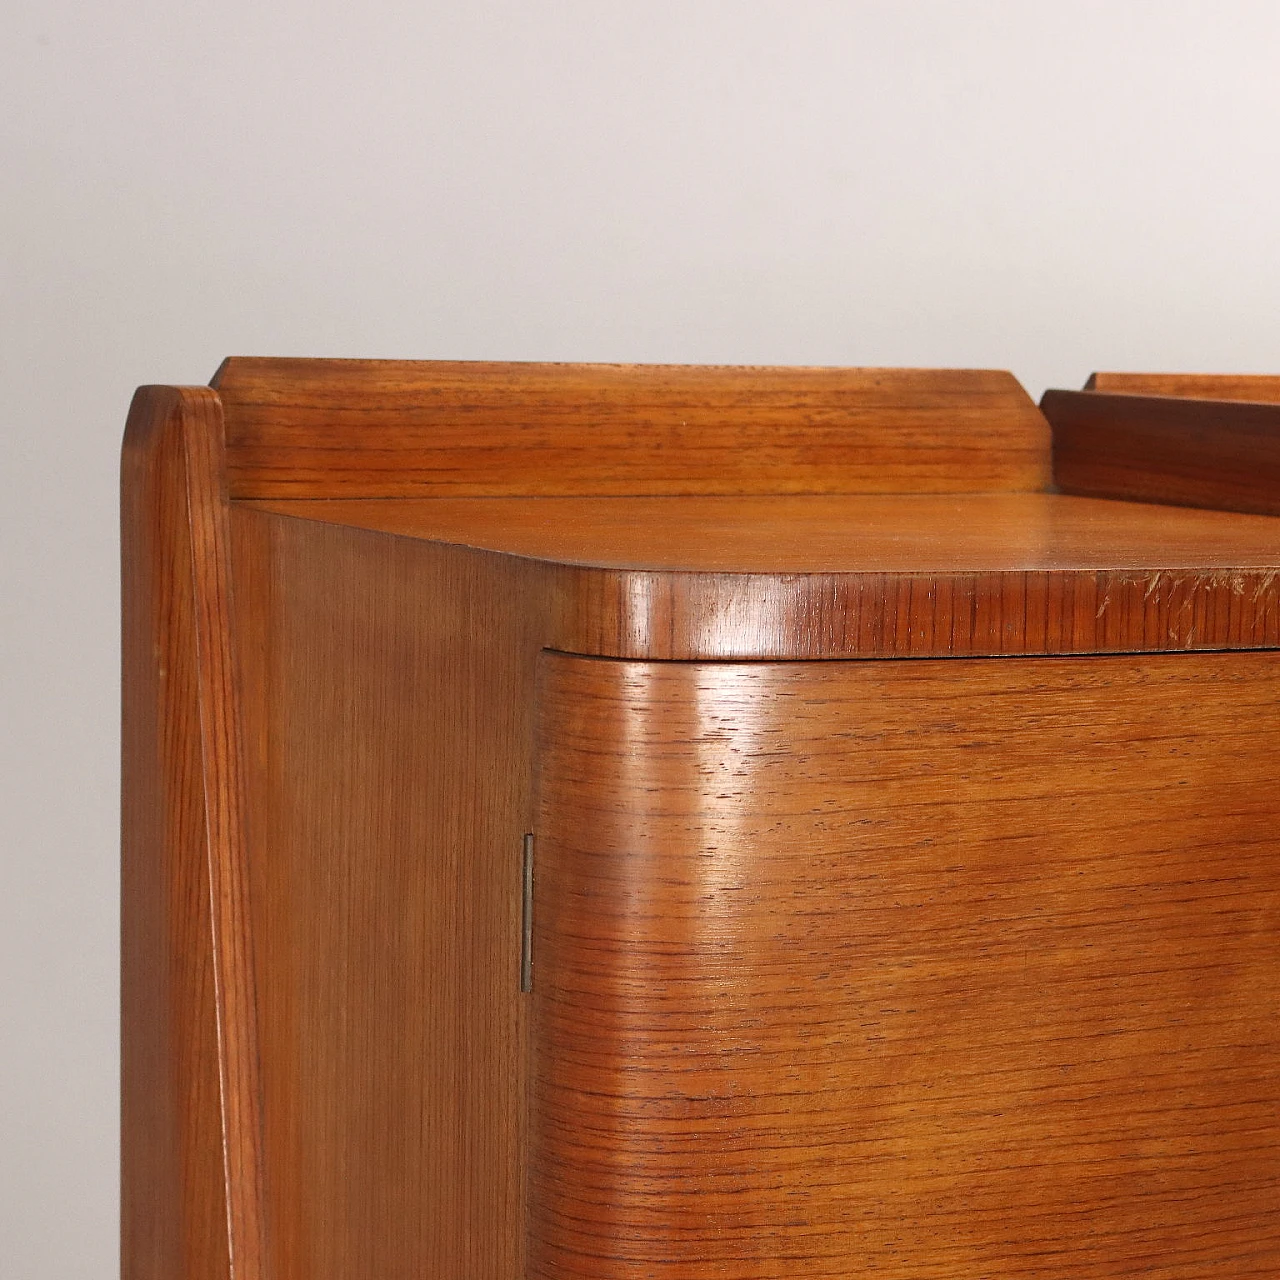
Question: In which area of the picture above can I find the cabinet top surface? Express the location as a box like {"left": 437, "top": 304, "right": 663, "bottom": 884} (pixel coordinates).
{"left": 244, "top": 492, "right": 1280, "bottom": 574}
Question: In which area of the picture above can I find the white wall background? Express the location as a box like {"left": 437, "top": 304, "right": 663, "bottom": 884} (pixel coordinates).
{"left": 3, "top": 2, "right": 1279, "bottom": 1273}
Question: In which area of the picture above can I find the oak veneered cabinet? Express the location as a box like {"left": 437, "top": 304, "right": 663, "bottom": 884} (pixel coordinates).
{"left": 122, "top": 361, "right": 1280, "bottom": 1280}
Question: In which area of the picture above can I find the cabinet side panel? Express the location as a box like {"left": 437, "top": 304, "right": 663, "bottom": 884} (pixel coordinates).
{"left": 231, "top": 511, "right": 540, "bottom": 1280}
{"left": 532, "top": 653, "right": 1280, "bottom": 1279}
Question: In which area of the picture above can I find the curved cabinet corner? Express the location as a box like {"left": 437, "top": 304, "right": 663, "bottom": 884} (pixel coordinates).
{"left": 531, "top": 653, "right": 1280, "bottom": 1278}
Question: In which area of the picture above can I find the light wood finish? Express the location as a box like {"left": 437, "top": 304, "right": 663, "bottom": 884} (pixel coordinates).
{"left": 121, "top": 387, "right": 267, "bottom": 1280}
{"left": 252, "top": 493, "right": 1280, "bottom": 659}
{"left": 227, "top": 509, "right": 544, "bottom": 1280}
{"left": 532, "top": 652, "right": 1280, "bottom": 1279}
{"left": 212, "top": 358, "right": 1052, "bottom": 498}
{"left": 1044, "top": 388, "right": 1280, "bottom": 517}
{"left": 1088, "top": 371, "right": 1280, "bottom": 402}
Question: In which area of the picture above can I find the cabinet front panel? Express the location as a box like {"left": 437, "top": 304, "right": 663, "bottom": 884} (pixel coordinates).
{"left": 532, "top": 653, "right": 1280, "bottom": 1278}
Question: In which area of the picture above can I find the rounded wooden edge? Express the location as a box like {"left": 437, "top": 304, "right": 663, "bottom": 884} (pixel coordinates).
{"left": 122, "top": 384, "right": 268, "bottom": 1280}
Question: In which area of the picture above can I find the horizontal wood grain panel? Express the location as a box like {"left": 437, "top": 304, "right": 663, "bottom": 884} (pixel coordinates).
{"left": 1044, "top": 390, "right": 1280, "bottom": 516}
{"left": 213, "top": 359, "right": 1051, "bottom": 497}
{"left": 1087, "top": 371, "right": 1280, "bottom": 402}
{"left": 532, "top": 651, "right": 1280, "bottom": 1279}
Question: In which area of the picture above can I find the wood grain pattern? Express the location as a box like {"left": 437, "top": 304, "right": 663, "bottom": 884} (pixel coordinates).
{"left": 1044, "top": 389, "right": 1280, "bottom": 516}
{"left": 1088, "top": 371, "right": 1280, "bottom": 402}
{"left": 212, "top": 358, "right": 1051, "bottom": 498}
{"left": 532, "top": 652, "right": 1280, "bottom": 1279}
{"left": 121, "top": 387, "right": 267, "bottom": 1280}
{"left": 251, "top": 494, "right": 1280, "bottom": 659}
{"left": 123, "top": 361, "right": 1280, "bottom": 1280}
{"left": 248, "top": 492, "right": 1280, "bottom": 571}
{"left": 229, "top": 508, "right": 547, "bottom": 1280}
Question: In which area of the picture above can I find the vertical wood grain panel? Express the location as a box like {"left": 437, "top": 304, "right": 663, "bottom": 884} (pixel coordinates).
{"left": 121, "top": 387, "right": 267, "bottom": 1280}
{"left": 231, "top": 514, "right": 547, "bottom": 1280}
{"left": 532, "top": 652, "right": 1280, "bottom": 1279}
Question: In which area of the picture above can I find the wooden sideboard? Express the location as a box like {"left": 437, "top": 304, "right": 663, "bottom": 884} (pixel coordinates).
{"left": 122, "top": 361, "right": 1280, "bottom": 1279}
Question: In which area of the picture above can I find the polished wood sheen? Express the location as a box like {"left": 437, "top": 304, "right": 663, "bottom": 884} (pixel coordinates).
{"left": 122, "top": 359, "right": 1280, "bottom": 1280}
{"left": 532, "top": 652, "right": 1280, "bottom": 1279}
{"left": 213, "top": 358, "right": 1051, "bottom": 497}
{"left": 1088, "top": 371, "right": 1280, "bottom": 402}
{"left": 1044, "top": 388, "right": 1280, "bottom": 516}
{"left": 247, "top": 492, "right": 1280, "bottom": 573}
{"left": 121, "top": 387, "right": 266, "bottom": 1280}
{"left": 252, "top": 493, "right": 1280, "bottom": 659}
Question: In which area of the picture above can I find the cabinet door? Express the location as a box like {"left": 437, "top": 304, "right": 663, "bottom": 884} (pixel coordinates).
{"left": 531, "top": 653, "right": 1280, "bottom": 1279}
